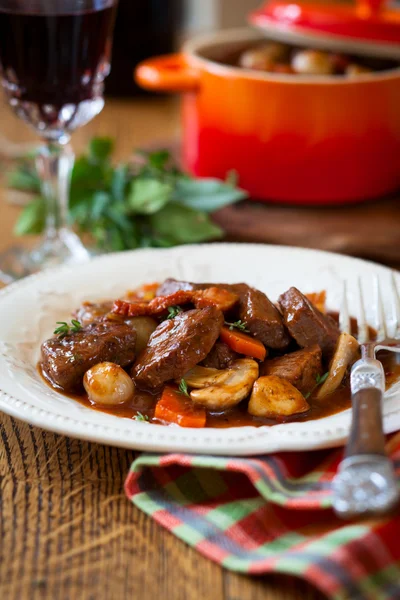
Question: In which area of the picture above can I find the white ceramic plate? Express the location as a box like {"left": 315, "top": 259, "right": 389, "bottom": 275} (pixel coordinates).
{"left": 0, "top": 243, "right": 399, "bottom": 456}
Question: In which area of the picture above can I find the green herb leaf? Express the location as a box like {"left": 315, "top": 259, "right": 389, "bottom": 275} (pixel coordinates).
{"left": 167, "top": 306, "right": 183, "bottom": 319}
{"left": 92, "top": 223, "right": 108, "bottom": 247}
{"left": 14, "top": 196, "right": 46, "bottom": 236}
{"left": 179, "top": 379, "right": 190, "bottom": 397}
{"left": 9, "top": 137, "right": 246, "bottom": 253}
{"left": 152, "top": 236, "right": 176, "bottom": 249}
{"left": 134, "top": 412, "right": 149, "bottom": 422}
{"left": 91, "top": 191, "right": 110, "bottom": 221}
{"left": 69, "top": 192, "right": 97, "bottom": 228}
{"left": 135, "top": 149, "right": 176, "bottom": 176}
{"left": 108, "top": 226, "right": 126, "bottom": 252}
{"left": 89, "top": 137, "right": 114, "bottom": 163}
{"left": 106, "top": 204, "right": 132, "bottom": 232}
{"left": 112, "top": 164, "right": 129, "bottom": 202}
{"left": 225, "top": 320, "right": 250, "bottom": 333}
{"left": 71, "top": 156, "right": 111, "bottom": 191}
{"left": 172, "top": 177, "right": 247, "bottom": 213}
{"left": 305, "top": 372, "right": 330, "bottom": 399}
{"left": 54, "top": 320, "right": 82, "bottom": 337}
{"left": 54, "top": 322, "right": 70, "bottom": 337}
{"left": 7, "top": 169, "right": 41, "bottom": 193}
{"left": 149, "top": 203, "right": 223, "bottom": 244}
{"left": 316, "top": 372, "right": 329, "bottom": 386}
{"left": 128, "top": 178, "right": 173, "bottom": 215}
{"left": 147, "top": 149, "right": 171, "bottom": 171}
{"left": 70, "top": 320, "right": 83, "bottom": 333}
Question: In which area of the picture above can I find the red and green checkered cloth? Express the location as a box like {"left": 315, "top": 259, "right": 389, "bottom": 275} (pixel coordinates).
{"left": 125, "top": 434, "right": 400, "bottom": 600}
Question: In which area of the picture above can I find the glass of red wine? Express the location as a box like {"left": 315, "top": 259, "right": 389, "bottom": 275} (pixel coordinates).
{"left": 0, "top": 0, "right": 118, "bottom": 281}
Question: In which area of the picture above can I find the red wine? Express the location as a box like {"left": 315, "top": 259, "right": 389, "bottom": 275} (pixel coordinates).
{"left": 0, "top": 2, "right": 118, "bottom": 136}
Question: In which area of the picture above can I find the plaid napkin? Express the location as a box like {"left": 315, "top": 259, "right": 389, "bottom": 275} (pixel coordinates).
{"left": 125, "top": 434, "right": 400, "bottom": 600}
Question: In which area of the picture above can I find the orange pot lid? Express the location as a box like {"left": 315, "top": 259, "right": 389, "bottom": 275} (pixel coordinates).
{"left": 249, "top": 0, "right": 400, "bottom": 58}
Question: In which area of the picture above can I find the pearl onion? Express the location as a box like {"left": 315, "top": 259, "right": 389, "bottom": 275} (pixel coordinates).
{"left": 84, "top": 362, "right": 135, "bottom": 406}
{"left": 239, "top": 43, "right": 289, "bottom": 72}
{"left": 291, "top": 50, "right": 334, "bottom": 75}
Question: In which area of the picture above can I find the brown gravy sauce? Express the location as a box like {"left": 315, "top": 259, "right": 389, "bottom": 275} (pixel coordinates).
{"left": 44, "top": 361, "right": 398, "bottom": 429}
{"left": 39, "top": 313, "right": 400, "bottom": 428}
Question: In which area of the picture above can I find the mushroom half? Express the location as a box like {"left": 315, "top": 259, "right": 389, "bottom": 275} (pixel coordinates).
{"left": 185, "top": 359, "right": 259, "bottom": 410}
{"left": 248, "top": 376, "right": 310, "bottom": 418}
{"left": 317, "top": 332, "right": 360, "bottom": 400}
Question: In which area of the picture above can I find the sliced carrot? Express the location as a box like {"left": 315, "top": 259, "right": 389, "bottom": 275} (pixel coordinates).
{"left": 306, "top": 291, "right": 327, "bottom": 314}
{"left": 220, "top": 326, "right": 267, "bottom": 361}
{"left": 125, "top": 282, "right": 160, "bottom": 302}
{"left": 140, "top": 282, "right": 160, "bottom": 301}
{"left": 154, "top": 386, "right": 206, "bottom": 428}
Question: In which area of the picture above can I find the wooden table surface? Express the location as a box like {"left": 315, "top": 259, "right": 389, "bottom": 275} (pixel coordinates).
{"left": 2, "top": 93, "right": 397, "bottom": 600}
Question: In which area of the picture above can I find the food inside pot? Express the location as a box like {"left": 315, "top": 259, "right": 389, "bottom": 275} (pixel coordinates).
{"left": 40, "top": 279, "right": 400, "bottom": 428}
{"left": 228, "top": 41, "right": 399, "bottom": 75}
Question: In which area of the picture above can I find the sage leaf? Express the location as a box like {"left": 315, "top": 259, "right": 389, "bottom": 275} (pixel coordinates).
{"left": 89, "top": 137, "right": 114, "bottom": 163}
{"left": 7, "top": 170, "right": 40, "bottom": 193}
{"left": 149, "top": 203, "right": 223, "bottom": 244}
{"left": 14, "top": 196, "right": 46, "bottom": 236}
{"left": 91, "top": 192, "right": 110, "bottom": 220}
{"left": 173, "top": 177, "right": 247, "bottom": 213}
{"left": 147, "top": 149, "right": 171, "bottom": 171}
{"left": 112, "top": 164, "right": 129, "bottom": 202}
{"left": 128, "top": 178, "right": 172, "bottom": 215}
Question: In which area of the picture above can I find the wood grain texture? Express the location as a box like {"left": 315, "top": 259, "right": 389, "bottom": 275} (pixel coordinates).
{"left": 214, "top": 199, "right": 400, "bottom": 271}
{"left": 0, "top": 93, "right": 394, "bottom": 600}
{"left": 0, "top": 415, "right": 325, "bottom": 600}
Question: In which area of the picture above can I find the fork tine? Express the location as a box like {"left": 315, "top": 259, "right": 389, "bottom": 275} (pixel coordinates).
{"left": 357, "top": 278, "right": 369, "bottom": 344}
{"left": 391, "top": 273, "right": 400, "bottom": 340}
{"left": 375, "top": 276, "right": 388, "bottom": 342}
{"left": 339, "top": 280, "right": 351, "bottom": 335}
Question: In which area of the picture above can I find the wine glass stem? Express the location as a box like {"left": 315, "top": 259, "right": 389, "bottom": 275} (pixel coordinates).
{"left": 36, "top": 136, "right": 74, "bottom": 242}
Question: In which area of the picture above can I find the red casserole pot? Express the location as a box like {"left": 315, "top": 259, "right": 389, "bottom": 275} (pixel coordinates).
{"left": 136, "top": 27, "right": 400, "bottom": 205}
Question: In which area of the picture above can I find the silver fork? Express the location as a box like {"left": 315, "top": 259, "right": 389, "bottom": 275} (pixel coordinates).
{"left": 333, "top": 274, "right": 400, "bottom": 519}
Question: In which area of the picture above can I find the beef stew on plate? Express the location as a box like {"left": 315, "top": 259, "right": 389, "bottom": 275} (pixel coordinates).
{"left": 40, "top": 279, "right": 400, "bottom": 428}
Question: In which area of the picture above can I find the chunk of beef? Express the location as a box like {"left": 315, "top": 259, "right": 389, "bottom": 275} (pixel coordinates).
{"left": 156, "top": 279, "right": 199, "bottom": 296}
{"left": 132, "top": 307, "right": 224, "bottom": 389}
{"left": 157, "top": 278, "right": 232, "bottom": 296}
{"left": 202, "top": 342, "right": 238, "bottom": 370}
{"left": 73, "top": 301, "right": 113, "bottom": 327}
{"left": 261, "top": 345, "right": 323, "bottom": 395}
{"left": 156, "top": 278, "right": 231, "bottom": 296}
{"left": 233, "top": 286, "right": 291, "bottom": 350}
{"left": 41, "top": 322, "right": 137, "bottom": 392}
{"left": 156, "top": 279, "right": 290, "bottom": 350}
{"left": 279, "top": 287, "right": 340, "bottom": 359}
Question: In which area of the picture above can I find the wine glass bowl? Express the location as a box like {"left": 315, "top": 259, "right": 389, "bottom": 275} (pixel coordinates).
{"left": 0, "top": 0, "right": 117, "bottom": 139}
{"left": 0, "top": 0, "right": 118, "bottom": 277}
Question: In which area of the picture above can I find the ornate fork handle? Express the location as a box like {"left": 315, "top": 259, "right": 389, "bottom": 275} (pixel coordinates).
{"left": 333, "top": 358, "right": 400, "bottom": 518}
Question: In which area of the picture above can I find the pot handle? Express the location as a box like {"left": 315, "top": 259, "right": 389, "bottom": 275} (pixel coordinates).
{"left": 135, "top": 53, "right": 200, "bottom": 93}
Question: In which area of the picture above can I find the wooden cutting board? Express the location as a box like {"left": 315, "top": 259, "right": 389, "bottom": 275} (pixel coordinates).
{"left": 213, "top": 195, "right": 400, "bottom": 270}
